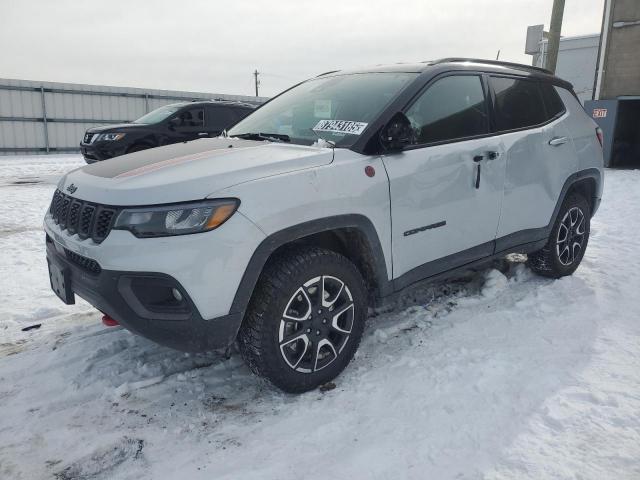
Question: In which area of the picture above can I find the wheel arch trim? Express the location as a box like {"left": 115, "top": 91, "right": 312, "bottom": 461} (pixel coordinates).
{"left": 493, "top": 168, "right": 601, "bottom": 257}
{"left": 229, "top": 214, "right": 391, "bottom": 317}
{"left": 555, "top": 168, "right": 601, "bottom": 221}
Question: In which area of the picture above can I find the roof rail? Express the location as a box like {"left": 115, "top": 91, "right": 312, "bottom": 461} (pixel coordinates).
{"left": 428, "top": 58, "right": 553, "bottom": 75}
{"left": 187, "top": 98, "right": 259, "bottom": 107}
{"left": 316, "top": 70, "right": 340, "bottom": 77}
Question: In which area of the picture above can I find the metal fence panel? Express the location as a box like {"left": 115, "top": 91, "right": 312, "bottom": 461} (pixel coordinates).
{"left": 0, "top": 77, "right": 266, "bottom": 155}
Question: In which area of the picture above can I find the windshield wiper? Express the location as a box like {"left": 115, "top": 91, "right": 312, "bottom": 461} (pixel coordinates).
{"left": 233, "top": 132, "right": 291, "bottom": 143}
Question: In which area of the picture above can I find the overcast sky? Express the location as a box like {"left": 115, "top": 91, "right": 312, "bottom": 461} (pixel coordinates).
{"left": 1, "top": 0, "right": 604, "bottom": 98}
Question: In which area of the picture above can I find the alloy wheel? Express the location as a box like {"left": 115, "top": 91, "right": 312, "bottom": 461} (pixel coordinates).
{"left": 278, "top": 275, "right": 354, "bottom": 373}
{"left": 556, "top": 206, "right": 586, "bottom": 266}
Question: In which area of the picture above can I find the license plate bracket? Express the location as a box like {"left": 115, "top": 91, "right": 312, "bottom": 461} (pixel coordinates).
{"left": 48, "top": 260, "right": 75, "bottom": 305}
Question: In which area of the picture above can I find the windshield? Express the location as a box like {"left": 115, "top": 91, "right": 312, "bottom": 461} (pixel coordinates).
{"left": 133, "top": 105, "right": 182, "bottom": 124}
{"left": 228, "top": 72, "right": 418, "bottom": 148}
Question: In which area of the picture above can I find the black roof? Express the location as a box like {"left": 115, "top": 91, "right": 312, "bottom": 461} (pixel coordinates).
{"left": 318, "top": 58, "right": 570, "bottom": 88}
{"left": 169, "top": 99, "right": 258, "bottom": 109}
{"left": 429, "top": 58, "right": 552, "bottom": 75}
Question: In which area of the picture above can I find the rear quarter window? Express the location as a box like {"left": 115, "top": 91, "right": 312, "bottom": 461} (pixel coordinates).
{"left": 490, "top": 76, "right": 546, "bottom": 132}
{"left": 540, "top": 82, "right": 566, "bottom": 119}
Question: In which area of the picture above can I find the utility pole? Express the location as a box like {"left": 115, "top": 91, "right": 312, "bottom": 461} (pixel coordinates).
{"left": 546, "top": 0, "right": 566, "bottom": 73}
{"left": 594, "top": 0, "right": 613, "bottom": 100}
{"left": 253, "top": 69, "right": 260, "bottom": 97}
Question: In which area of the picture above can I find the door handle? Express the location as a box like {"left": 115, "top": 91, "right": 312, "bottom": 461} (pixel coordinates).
{"left": 474, "top": 151, "right": 500, "bottom": 162}
{"left": 472, "top": 151, "right": 500, "bottom": 189}
{"left": 473, "top": 154, "right": 483, "bottom": 189}
{"left": 549, "top": 136, "right": 568, "bottom": 146}
{"left": 198, "top": 132, "right": 209, "bottom": 137}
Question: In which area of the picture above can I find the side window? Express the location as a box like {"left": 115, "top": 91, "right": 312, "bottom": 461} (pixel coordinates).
{"left": 205, "top": 106, "right": 235, "bottom": 131}
{"left": 405, "top": 75, "right": 488, "bottom": 145}
{"left": 540, "top": 83, "right": 565, "bottom": 119}
{"left": 234, "top": 107, "right": 253, "bottom": 122}
{"left": 174, "top": 107, "right": 204, "bottom": 129}
{"left": 490, "top": 76, "right": 546, "bottom": 131}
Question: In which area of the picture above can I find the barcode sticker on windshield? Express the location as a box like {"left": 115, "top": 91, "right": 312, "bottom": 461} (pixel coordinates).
{"left": 313, "top": 120, "right": 368, "bottom": 135}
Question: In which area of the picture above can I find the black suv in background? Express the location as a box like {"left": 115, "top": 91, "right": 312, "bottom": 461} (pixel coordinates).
{"left": 80, "top": 100, "right": 256, "bottom": 163}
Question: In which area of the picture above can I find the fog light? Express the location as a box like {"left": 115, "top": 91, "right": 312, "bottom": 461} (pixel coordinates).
{"left": 172, "top": 288, "right": 183, "bottom": 302}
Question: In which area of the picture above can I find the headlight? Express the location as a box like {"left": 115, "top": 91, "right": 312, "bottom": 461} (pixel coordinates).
{"left": 113, "top": 199, "right": 240, "bottom": 238}
{"left": 98, "top": 133, "right": 126, "bottom": 141}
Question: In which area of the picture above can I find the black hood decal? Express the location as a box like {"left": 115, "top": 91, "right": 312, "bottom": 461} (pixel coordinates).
{"left": 83, "top": 138, "right": 259, "bottom": 179}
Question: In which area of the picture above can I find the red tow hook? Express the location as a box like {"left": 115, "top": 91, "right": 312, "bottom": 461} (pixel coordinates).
{"left": 102, "top": 314, "right": 119, "bottom": 327}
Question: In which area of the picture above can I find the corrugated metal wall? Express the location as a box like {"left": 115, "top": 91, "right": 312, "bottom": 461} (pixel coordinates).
{"left": 0, "top": 78, "right": 267, "bottom": 155}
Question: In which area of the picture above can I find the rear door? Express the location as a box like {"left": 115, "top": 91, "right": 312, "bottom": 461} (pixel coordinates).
{"left": 383, "top": 73, "right": 506, "bottom": 283}
{"left": 490, "top": 76, "right": 578, "bottom": 248}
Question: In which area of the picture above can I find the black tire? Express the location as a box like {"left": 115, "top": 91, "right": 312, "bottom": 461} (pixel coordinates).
{"left": 527, "top": 193, "right": 591, "bottom": 278}
{"left": 238, "top": 247, "right": 367, "bottom": 393}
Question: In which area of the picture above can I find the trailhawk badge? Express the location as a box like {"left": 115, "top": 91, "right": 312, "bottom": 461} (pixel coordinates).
{"left": 66, "top": 183, "right": 78, "bottom": 194}
{"left": 313, "top": 119, "right": 368, "bottom": 136}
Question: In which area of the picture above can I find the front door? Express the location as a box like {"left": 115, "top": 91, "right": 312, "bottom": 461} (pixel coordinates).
{"left": 382, "top": 74, "right": 505, "bottom": 284}
{"left": 170, "top": 106, "right": 206, "bottom": 142}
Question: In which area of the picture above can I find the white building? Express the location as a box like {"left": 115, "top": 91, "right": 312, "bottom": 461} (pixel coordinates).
{"left": 528, "top": 31, "right": 600, "bottom": 104}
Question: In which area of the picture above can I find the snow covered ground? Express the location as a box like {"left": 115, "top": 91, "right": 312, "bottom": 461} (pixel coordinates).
{"left": 1, "top": 155, "right": 639, "bottom": 480}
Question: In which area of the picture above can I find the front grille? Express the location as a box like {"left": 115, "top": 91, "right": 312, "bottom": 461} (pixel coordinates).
{"left": 95, "top": 209, "right": 116, "bottom": 238}
{"left": 49, "top": 189, "right": 118, "bottom": 243}
{"left": 64, "top": 248, "right": 102, "bottom": 275}
{"left": 84, "top": 132, "right": 95, "bottom": 144}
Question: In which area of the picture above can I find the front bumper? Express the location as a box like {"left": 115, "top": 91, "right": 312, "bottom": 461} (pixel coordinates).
{"left": 80, "top": 141, "right": 126, "bottom": 163}
{"left": 46, "top": 235, "right": 241, "bottom": 352}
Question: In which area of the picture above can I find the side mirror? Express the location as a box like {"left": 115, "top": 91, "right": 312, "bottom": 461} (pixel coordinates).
{"left": 168, "top": 117, "right": 181, "bottom": 129}
{"left": 380, "top": 112, "right": 413, "bottom": 152}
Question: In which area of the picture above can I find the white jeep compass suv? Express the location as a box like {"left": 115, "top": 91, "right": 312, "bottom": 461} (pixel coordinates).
{"left": 45, "top": 59, "right": 604, "bottom": 393}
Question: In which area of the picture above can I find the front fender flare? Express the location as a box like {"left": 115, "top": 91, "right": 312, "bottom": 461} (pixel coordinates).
{"left": 229, "top": 214, "right": 391, "bottom": 318}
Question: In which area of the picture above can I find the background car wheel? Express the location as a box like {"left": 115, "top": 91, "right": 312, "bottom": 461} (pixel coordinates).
{"left": 238, "top": 247, "right": 367, "bottom": 393}
{"left": 527, "top": 193, "right": 591, "bottom": 278}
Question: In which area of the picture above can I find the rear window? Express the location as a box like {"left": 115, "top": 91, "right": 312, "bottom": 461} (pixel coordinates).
{"left": 491, "top": 76, "right": 546, "bottom": 131}
{"left": 540, "top": 83, "right": 566, "bottom": 119}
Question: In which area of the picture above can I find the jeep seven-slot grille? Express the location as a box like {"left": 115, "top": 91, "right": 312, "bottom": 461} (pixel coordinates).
{"left": 49, "top": 189, "right": 118, "bottom": 243}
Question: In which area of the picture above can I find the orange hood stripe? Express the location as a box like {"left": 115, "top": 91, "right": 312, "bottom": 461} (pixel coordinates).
{"left": 114, "top": 145, "right": 263, "bottom": 179}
